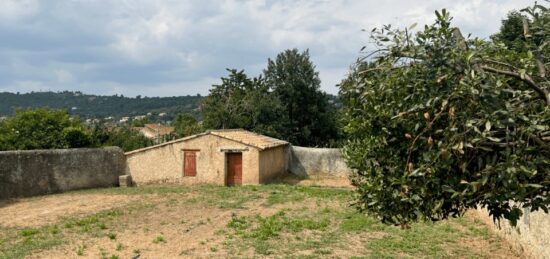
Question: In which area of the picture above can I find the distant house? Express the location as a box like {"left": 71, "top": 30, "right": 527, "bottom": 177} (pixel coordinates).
{"left": 139, "top": 123, "right": 175, "bottom": 143}
{"left": 125, "top": 129, "right": 289, "bottom": 186}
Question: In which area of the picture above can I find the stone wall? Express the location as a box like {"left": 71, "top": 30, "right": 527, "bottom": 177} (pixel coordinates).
{"left": 259, "top": 145, "right": 288, "bottom": 183}
{"left": 473, "top": 208, "right": 550, "bottom": 259}
{"left": 0, "top": 147, "right": 126, "bottom": 200}
{"left": 288, "top": 146, "right": 352, "bottom": 178}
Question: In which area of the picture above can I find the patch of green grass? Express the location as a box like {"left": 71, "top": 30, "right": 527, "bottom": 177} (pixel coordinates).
{"left": 340, "top": 212, "right": 383, "bottom": 232}
{"left": 76, "top": 243, "right": 86, "bottom": 256}
{"left": 152, "top": 235, "right": 166, "bottom": 244}
{"left": 107, "top": 232, "right": 116, "bottom": 240}
{"left": 18, "top": 229, "right": 39, "bottom": 237}
{"left": 0, "top": 225, "right": 64, "bottom": 259}
{"left": 227, "top": 216, "right": 251, "bottom": 231}
{"left": 363, "top": 220, "right": 482, "bottom": 258}
{"left": 0, "top": 206, "right": 129, "bottom": 259}
{"left": 225, "top": 209, "right": 334, "bottom": 254}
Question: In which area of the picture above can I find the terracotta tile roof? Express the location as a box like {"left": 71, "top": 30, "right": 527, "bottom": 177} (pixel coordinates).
{"left": 143, "top": 124, "right": 174, "bottom": 136}
{"left": 210, "top": 129, "right": 288, "bottom": 150}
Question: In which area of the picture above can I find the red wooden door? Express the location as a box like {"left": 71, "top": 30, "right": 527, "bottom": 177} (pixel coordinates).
{"left": 226, "top": 153, "right": 242, "bottom": 186}
{"left": 184, "top": 151, "right": 197, "bottom": 176}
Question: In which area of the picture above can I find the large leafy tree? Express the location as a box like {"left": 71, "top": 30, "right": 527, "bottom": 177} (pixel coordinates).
{"left": 172, "top": 112, "right": 203, "bottom": 137}
{"left": 0, "top": 108, "right": 91, "bottom": 150}
{"left": 341, "top": 4, "right": 549, "bottom": 227}
{"left": 201, "top": 69, "right": 285, "bottom": 138}
{"left": 264, "top": 49, "right": 338, "bottom": 146}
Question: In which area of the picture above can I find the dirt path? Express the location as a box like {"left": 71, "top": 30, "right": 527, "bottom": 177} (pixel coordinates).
{"left": 0, "top": 193, "right": 137, "bottom": 228}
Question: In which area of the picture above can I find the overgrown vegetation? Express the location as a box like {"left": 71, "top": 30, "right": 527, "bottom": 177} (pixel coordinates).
{"left": 340, "top": 3, "right": 549, "bottom": 226}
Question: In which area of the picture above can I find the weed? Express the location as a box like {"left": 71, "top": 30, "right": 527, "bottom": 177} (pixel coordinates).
{"left": 76, "top": 243, "right": 86, "bottom": 256}
{"left": 153, "top": 235, "right": 166, "bottom": 244}
{"left": 227, "top": 216, "right": 250, "bottom": 230}
{"left": 107, "top": 232, "right": 116, "bottom": 240}
{"left": 116, "top": 243, "right": 124, "bottom": 251}
{"left": 19, "top": 229, "right": 39, "bottom": 237}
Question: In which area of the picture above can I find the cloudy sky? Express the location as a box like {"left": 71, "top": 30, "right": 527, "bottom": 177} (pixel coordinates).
{"left": 0, "top": 0, "right": 535, "bottom": 97}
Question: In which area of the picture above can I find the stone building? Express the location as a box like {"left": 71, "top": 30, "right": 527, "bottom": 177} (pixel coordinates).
{"left": 125, "top": 129, "right": 289, "bottom": 186}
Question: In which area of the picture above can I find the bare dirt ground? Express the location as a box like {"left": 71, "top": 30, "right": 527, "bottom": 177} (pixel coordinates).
{"left": 0, "top": 184, "right": 523, "bottom": 259}
{"left": 276, "top": 174, "right": 353, "bottom": 188}
{"left": 0, "top": 194, "right": 139, "bottom": 228}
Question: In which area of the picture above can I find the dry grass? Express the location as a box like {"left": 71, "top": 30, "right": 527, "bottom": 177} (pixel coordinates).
{"left": 0, "top": 184, "right": 522, "bottom": 259}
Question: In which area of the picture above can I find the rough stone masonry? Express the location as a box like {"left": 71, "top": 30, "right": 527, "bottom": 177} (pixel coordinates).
{"left": 0, "top": 147, "right": 126, "bottom": 199}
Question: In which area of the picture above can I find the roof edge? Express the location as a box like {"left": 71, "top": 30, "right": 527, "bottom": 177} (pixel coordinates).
{"left": 124, "top": 132, "right": 208, "bottom": 156}
{"left": 125, "top": 129, "right": 289, "bottom": 156}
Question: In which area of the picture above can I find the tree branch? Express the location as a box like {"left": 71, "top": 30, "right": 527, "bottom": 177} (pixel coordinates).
{"left": 480, "top": 65, "right": 550, "bottom": 106}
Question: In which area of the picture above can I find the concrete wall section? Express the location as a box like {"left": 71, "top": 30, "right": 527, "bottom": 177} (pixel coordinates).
{"left": 126, "top": 134, "right": 261, "bottom": 185}
{"left": 289, "top": 146, "right": 352, "bottom": 177}
{"left": 0, "top": 147, "right": 126, "bottom": 199}
{"left": 474, "top": 208, "right": 550, "bottom": 259}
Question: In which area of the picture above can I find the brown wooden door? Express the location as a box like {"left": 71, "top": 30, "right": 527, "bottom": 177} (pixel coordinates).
{"left": 184, "top": 151, "right": 197, "bottom": 176}
{"left": 226, "top": 153, "right": 242, "bottom": 186}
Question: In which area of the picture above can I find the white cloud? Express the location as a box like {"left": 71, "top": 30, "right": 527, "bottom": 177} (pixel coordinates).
{"left": 0, "top": 0, "right": 39, "bottom": 21}
{"left": 0, "top": 0, "right": 537, "bottom": 96}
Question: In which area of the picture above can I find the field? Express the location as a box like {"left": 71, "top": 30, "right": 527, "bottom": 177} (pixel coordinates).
{"left": 0, "top": 184, "right": 521, "bottom": 258}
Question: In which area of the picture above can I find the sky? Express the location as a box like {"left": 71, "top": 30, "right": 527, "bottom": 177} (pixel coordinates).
{"left": 0, "top": 0, "right": 536, "bottom": 97}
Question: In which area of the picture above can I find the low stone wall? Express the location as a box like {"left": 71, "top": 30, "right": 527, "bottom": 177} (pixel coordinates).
{"left": 0, "top": 147, "right": 126, "bottom": 199}
{"left": 288, "top": 146, "right": 352, "bottom": 178}
{"left": 473, "top": 207, "right": 550, "bottom": 259}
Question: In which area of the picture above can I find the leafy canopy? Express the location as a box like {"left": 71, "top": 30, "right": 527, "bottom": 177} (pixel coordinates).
{"left": 201, "top": 69, "right": 285, "bottom": 139}
{"left": 0, "top": 108, "right": 91, "bottom": 150}
{"left": 340, "top": 4, "right": 549, "bottom": 226}
{"left": 172, "top": 112, "right": 203, "bottom": 137}
{"left": 264, "top": 49, "right": 339, "bottom": 146}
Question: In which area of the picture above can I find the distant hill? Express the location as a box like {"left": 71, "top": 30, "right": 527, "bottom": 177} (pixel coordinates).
{"left": 0, "top": 91, "right": 342, "bottom": 122}
{"left": 0, "top": 91, "right": 203, "bottom": 121}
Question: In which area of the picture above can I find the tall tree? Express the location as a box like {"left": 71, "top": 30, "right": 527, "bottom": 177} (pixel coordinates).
{"left": 341, "top": 5, "right": 549, "bottom": 227}
{"left": 264, "top": 49, "right": 338, "bottom": 146}
{"left": 201, "top": 69, "right": 285, "bottom": 138}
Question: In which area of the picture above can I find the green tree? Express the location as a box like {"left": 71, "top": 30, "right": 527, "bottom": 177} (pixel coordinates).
{"left": 201, "top": 69, "right": 285, "bottom": 138}
{"left": 264, "top": 49, "right": 338, "bottom": 146}
{"left": 340, "top": 6, "right": 549, "bottom": 227}
{"left": 0, "top": 108, "right": 91, "bottom": 150}
{"left": 102, "top": 127, "right": 154, "bottom": 152}
{"left": 131, "top": 117, "right": 149, "bottom": 127}
{"left": 491, "top": 11, "right": 529, "bottom": 52}
{"left": 172, "top": 113, "right": 203, "bottom": 137}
